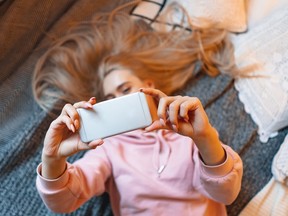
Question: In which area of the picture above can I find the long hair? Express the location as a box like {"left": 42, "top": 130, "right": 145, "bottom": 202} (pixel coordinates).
{"left": 33, "top": 2, "right": 238, "bottom": 114}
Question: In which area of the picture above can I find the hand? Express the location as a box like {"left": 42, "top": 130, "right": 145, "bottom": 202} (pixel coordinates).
{"left": 41, "top": 97, "right": 104, "bottom": 179}
{"left": 43, "top": 97, "right": 104, "bottom": 159}
{"left": 141, "top": 88, "right": 211, "bottom": 140}
{"left": 140, "top": 88, "right": 226, "bottom": 165}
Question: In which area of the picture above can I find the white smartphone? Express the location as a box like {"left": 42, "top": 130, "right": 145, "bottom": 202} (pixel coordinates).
{"left": 77, "top": 92, "right": 158, "bottom": 142}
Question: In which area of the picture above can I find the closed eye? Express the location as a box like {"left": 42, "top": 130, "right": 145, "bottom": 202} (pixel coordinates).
{"left": 122, "top": 86, "right": 131, "bottom": 95}
{"left": 104, "top": 94, "right": 115, "bottom": 100}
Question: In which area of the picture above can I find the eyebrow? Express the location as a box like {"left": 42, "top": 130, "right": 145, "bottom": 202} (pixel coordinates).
{"left": 104, "top": 68, "right": 117, "bottom": 77}
{"left": 104, "top": 82, "right": 131, "bottom": 100}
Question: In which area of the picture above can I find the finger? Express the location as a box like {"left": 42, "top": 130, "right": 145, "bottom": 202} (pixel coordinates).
{"left": 73, "top": 96, "right": 97, "bottom": 109}
{"left": 87, "top": 139, "right": 104, "bottom": 149}
{"left": 144, "top": 120, "right": 167, "bottom": 132}
{"left": 140, "top": 88, "right": 168, "bottom": 121}
{"left": 52, "top": 114, "right": 76, "bottom": 132}
{"left": 168, "top": 98, "right": 185, "bottom": 131}
{"left": 73, "top": 100, "right": 94, "bottom": 109}
{"left": 157, "top": 96, "right": 181, "bottom": 122}
{"left": 62, "top": 104, "right": 80, "bottom": 129}
{"left": 76, "top": 139, "right": 104, "bottom": 152}
{"left": 73, "top": 98, "right": 96, "bottom": 130}
{"left": 139, "top": 88, "right": 167, "bottom": 101}
{"left": 179, "top": 97, "right": 201, "bottom": 121}
{"left": 88, "top": 97, "right": 97, "bottom": 105}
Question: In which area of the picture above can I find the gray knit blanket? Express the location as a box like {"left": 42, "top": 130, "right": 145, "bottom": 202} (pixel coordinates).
{"left": 1, "top": 1, "right": 287, "bottom": 215}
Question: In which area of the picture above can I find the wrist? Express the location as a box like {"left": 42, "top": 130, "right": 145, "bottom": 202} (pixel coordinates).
{"left": 192, "top": 124, "right": 218, "bottom": 144}
{"left": 41, "top": 154, "right": 67, "bottom": 179}
{"left": 193, "top": 125, "right": 226, "bottom": 166}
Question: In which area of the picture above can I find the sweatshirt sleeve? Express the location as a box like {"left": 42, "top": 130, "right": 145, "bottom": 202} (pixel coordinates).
{"left": 193, "top": 144, "right": 243, "bottom": 205}
{"left": 36, "top": 146, "right": 111, "bottom": 213}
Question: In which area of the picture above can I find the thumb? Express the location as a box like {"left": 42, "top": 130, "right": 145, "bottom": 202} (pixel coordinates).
{"left": 87, "top": 139, "right": 104, "bottom": 149}
{"left": 78, "top": 139, "right": 104, "bottom": 151}
{"left": 77, "top": 141, "right": 91, "bottom": 151}
{"left": 145, "top": 120, "right": 167, "bottom": 132}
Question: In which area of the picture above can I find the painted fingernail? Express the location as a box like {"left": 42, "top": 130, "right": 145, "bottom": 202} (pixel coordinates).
{"left": 74, "top": 119, "right": 79, "bottom": 130}
{"left": 139, "top": 88, "right": 143, "bottom": 92}
{"left": 96, "top": 140, "right": 104, "bottom": 146}
{"left": 172, "top": 124, "right": 178, "bottom": 132}
{"left": 70, "top": 124, "right": 75, "bottom": 133}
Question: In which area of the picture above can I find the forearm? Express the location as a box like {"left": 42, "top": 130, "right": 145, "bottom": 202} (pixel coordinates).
{"left": 193, "top": 125, "right": 226, "bottom": 166}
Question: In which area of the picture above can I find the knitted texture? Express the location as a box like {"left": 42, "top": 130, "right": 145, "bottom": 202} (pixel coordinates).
{"left": 0, "top": 1, "right": 287, "bottom": 216}
{"left": 0, "top": 0, "right": 128, "bottom": 215}
{"left": 175, "top": 73, "right": 288, "bottom": 216}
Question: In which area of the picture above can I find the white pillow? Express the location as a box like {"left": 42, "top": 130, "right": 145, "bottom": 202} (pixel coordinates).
{"left": 232, "top": 7, "right": 288, "bottom": 143}
{"left": 130, "top": 0, "right": 247, "bottom": 32}
{"left": 245, "top": 0, "right": 288, "bottom": 28}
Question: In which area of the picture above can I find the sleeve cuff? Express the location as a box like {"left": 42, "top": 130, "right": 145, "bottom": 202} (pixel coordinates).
{"left": 36, "top": 162, "right": 70, "bottom": 190}
{"left": 199, "top": 146, "right": 234, "bottom": 177}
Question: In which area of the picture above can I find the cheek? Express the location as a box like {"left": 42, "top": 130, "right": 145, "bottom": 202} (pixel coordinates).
{"left": 102, "top": 83, "right": 109, "bottom": 95}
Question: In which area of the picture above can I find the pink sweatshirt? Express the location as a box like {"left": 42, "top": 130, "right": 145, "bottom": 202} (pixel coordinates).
{"left": 36, "top": 129, "right": 243, "bottom": 216}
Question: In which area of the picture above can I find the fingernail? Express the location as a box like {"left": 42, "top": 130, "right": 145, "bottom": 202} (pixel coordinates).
{"left": 70, "top": 124, "right": 75, "bottom": 133}
{"left": 85, "top": 102, "right": 93, "bottom": 108}
{"left": 172, "top": 124, "right": 178, "bottom": 132}
{"left": 160, "top": 118, "right": 165, "bottom": 125}
{"left": 98, "top": 140, "right": 104, "bottom": 145}
{"left": 74, "top": 119, "right": 79, "bottom": 130}
{"left": 90, "top": 97, "right": 96, "bottom": 101}
{"left": 144, "top": 126, "right": 151, "bottom": 132}
{"left": 139, "top": 88, "right": 143, "bottom": 92}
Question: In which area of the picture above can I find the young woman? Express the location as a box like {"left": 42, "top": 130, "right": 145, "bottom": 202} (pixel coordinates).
{"left": 33, "top": 6, "right": 243, "bottom": 216}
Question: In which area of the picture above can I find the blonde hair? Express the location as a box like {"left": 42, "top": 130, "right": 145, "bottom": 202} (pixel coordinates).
{"left": 33, "top": 2, "right": 238, "bottom": 114}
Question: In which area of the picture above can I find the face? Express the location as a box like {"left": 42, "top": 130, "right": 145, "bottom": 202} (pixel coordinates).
{"left": 103, "top": 69, "right": 154, "bottom": 100}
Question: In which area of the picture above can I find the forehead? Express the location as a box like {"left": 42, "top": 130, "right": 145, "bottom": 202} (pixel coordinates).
{"left": 102, "top": 69, "right": 140, "bottom": 94}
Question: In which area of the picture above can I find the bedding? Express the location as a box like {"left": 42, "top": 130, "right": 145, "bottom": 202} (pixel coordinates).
{"left": 0, "top": 0, "right": 287, "bottom": 216}
{"left": 245, "top": 0, "right": 288, "bottom": 28}
{"left": 239, "top": 134, "right": 288, "bottom": 216}
{"left": 232, "top": 7, "right": 288, "bottom": 143}
{"left": 131, "top": 0, "right": 247, "bottom": 32}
